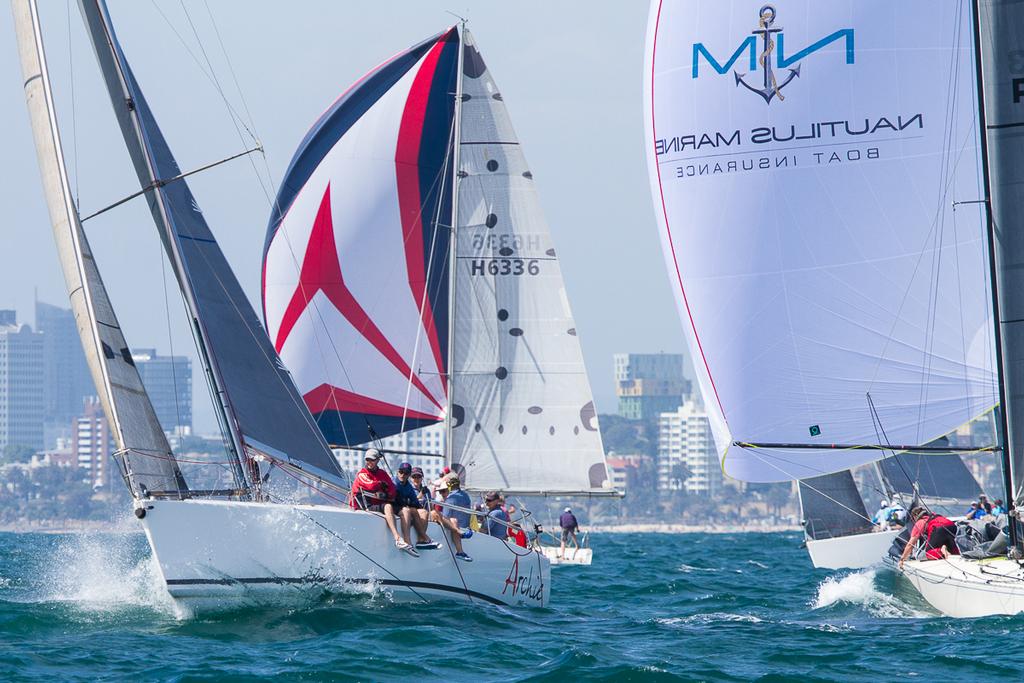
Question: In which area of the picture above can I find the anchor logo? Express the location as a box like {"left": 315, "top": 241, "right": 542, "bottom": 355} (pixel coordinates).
{"left": 734, "top": 5, "right": 800, "bottom": 104}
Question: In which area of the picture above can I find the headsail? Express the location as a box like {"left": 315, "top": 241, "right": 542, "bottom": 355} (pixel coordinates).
{"left": 645, "top": 1, "right": 997, "bottom": 482}
{"left": 449, "top": 29, "right": 610, "bottom": 495}
{"left": 799, "top": 471, "right": 872, "bottom": 541}
{"left": 878, "top": 453, "right": 982, "bottom": 502}
{"left": 78, "top": 0, "right": 342, "bottom": 483}
{"left": 13, "top": 0, "right": 185, "bottom": 497}
{"left": 263, "top": 29, "right": 459, "bottom": 447}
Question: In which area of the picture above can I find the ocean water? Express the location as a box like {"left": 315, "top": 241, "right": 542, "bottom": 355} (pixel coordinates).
{"left": 2, "top": 529, "right": 1023, "bottom": 682}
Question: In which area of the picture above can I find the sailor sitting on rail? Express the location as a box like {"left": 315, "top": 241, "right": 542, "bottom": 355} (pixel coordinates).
{"left": 350, "top": 449, "right": 418, "bottom": 557}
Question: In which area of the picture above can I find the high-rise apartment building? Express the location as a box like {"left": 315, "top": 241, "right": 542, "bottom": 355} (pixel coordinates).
{"left": 132, "top": 349, "right": 192, "bottom": 435}
{"left": 657, "top": 400, "right": 720, "bottom": 496}
{"left": 72, "top": 397, "right": 112, "bottom": 489}
{"left": 36, "top": 300, "right": 95, "bottom": 429}
{"left": 614, "top": 353, "right": 691, "bottom": 420}
{"left": 0, "top": 312, "right": 44, "bottom": 451}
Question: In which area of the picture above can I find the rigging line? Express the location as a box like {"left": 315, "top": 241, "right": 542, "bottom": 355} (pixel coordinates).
{"left": 200, "top": 0, "right": 258, "bottom": 135}
{"left": 80, "top": 144, "right": 263, "bottom": 222}
{"left": 156, "top": 192, "right": 345, "bottom": 480}
{"left": 145, "top": 0, "right": 257, "bottom": 142}
{"left": 401, "top": 101, "right": 460, "bottom": 433}
{"left": 916, "top": 8, "right": 965, "bottom": 443}
{"left": 175, "top": 0, "right": 278, "bottom": 210}
{"left": 158, "top": 223, "right": 185, "bottom": 445}
{"left": 291, "top": 507, "right": 430, "bottom": 604}
{"left": 868, "top": 392, "right": 933, "bottom": 501}
{"left": 744, "top": 448, "right": 874, "bottom": 525}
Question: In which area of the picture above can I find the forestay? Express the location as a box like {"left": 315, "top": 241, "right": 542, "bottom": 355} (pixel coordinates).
{"left": 79, "top": 0, "right": 342, "bottom": 482}
{"left": 449, "top": 29, "right": 609, "bottom": 495}
{"left": 13, "top": 0, "right": 185, "bottom": 497}
{"left": 263, "top": 29, "right": 459, "bottom": 447}
{"left": 645, "top": 1, "right": 997, "bottom": 482}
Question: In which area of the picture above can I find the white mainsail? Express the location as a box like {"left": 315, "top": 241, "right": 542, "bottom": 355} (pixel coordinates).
{"left": 449, "top": 29, "right": 610, "bottom": 495}
{"left": 12, "top": 0, "right": 185, "bottom": 496}
{"left": 645, "top": 0, "right": 997, "bottom": 482}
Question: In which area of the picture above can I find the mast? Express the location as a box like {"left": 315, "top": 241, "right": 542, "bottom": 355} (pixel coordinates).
{"left": 77, "top": 0, "right": 250, "bottom": 494}
{"left": 13, "top": 0, "right": 185, "bottom": 498}
{"left": 971, "top": 0, "right": 1018, "bottom": 549}
{"left": 445, "top": 20, "right": 466, "bottom": 468}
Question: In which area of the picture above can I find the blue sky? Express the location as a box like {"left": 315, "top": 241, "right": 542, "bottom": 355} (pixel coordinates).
{"left": 0, "top": 1, "right": 689, "bottom": 432}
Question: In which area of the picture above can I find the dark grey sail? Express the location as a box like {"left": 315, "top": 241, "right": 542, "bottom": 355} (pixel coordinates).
{"left": 799, "top": 471, "right": 873, "bottom": 541}
{"left": 976, "top": 1, "right": 1024, "bottom": 510}
{"left": 13, "top": 0, "right": 185, "bottom": 497}
{"left": 77, "top": 0, "right": 343, "bottom": 484}
{"left": 877, "top": 453, "right": 982, "bottom": 501}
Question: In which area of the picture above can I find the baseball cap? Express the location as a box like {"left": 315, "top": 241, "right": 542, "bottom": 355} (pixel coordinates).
{"left": 365, "top": 448, "right": 381, "bottom": 461}
{"left": 397, "top": 462, "right": 412, "bottom": 474}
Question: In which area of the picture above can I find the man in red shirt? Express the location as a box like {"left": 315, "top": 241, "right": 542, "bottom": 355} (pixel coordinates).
{"left": 898, "top": 506, "right": 959, "bottom": 568}
{"left": 350, "top": 449, "right": 417, "bottom": 556}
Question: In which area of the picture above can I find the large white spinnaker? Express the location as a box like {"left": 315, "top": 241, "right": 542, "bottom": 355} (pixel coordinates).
{"left": 645, "top": 0, "right": 997, "bottom": 482}
{"left": 449, "top": 29, "right": 610, "bottom": 496}
{"left": 12, "top": 0, "right": 185, "bottom": 496}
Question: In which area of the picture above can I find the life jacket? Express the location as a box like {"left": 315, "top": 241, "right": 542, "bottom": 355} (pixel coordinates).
{"left": 923, "top": 514, "right": 954, "bottom": 541}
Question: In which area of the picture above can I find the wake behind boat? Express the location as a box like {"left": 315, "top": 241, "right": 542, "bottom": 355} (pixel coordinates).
{"left": 14, "top": 0, "right": 550, "bottom": 609}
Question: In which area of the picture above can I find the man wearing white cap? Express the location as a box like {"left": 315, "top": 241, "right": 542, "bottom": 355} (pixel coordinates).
{"left": 558, "top": 506, "right": 580, "bottom": 559}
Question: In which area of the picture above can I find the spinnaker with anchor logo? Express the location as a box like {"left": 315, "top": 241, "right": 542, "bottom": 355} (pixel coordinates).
{"left": 646, "top": 0, "right": 1024, "bottom": 616}
{"left": 733, "top": 5, "right": 801, "bottom": 104}
{"left": 13, "top": 0, "right": 549, "bottom": 609}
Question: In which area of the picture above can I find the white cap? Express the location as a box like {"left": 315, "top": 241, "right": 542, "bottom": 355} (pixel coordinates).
{"left": 879, "top": 500, "right": 889, "bottom": 508}
{"left": 564, "top": 507, "right": 572, "bottom": 513}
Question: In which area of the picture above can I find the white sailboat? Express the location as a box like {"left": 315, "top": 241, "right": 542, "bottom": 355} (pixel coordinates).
{"left": 261, "top": 23, "right": 620, "bottom": 567}
{"left": 14, "top": 0, "right": 549, "bottom": 608}
{"left": 644, "top": 0, "right": 1024, "bottom": 615}
{"left": 800, "top": 448, "right": 987, "bottom": 570}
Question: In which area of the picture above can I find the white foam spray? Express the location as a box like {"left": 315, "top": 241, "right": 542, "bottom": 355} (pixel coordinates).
{"left": 40, "top": 530, "right": 190, "bottom": 620}
{"left": 812, "top": 569, "right": 928, "bottom": 618}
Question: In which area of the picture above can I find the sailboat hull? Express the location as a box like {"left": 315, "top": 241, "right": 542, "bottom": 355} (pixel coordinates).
{"left": 137, "top": 499, "right": 550, "bottom": 609}
{"left": 898, "top": 556, "right": 1024, "bottom": 617}
{"left": 805, "top": 529, "right": 900, "bottom": 569}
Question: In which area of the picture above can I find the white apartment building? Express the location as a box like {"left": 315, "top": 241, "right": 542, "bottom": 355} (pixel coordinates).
{"left": 657, "top": 400, "right": 721, "bottom": 496}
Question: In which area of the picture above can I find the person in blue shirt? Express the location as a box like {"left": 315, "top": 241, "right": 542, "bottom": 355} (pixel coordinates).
{"left": 483, "top": 491, "right": 510, "bottom": 537}
{"left": 992, "top": 499, "right": 1006, "bottom": 516}
{"left": 440, "top": 476, "right": 473, "bottom": 562}
{"left": 393, "top": 463, "right": 440, "bottom": 551}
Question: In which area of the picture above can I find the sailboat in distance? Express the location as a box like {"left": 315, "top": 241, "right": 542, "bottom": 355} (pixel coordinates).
{"left": 262, "top": 20, "right": 619, "bottom": 562}
{"left": 14, "top": 0, "right": 550, "bottom": 608}
{"left": 646, "top": 0, "right": 1024, "bottom": 617}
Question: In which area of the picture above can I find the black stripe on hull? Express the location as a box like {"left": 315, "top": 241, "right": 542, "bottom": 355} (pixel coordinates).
{"left": 165, "top": 576, "right": 510, "bottom": 606}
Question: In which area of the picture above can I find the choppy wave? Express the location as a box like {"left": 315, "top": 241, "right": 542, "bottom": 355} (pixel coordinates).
{"left": 1, "top": 530, "right": 1022, "bottom": 681}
